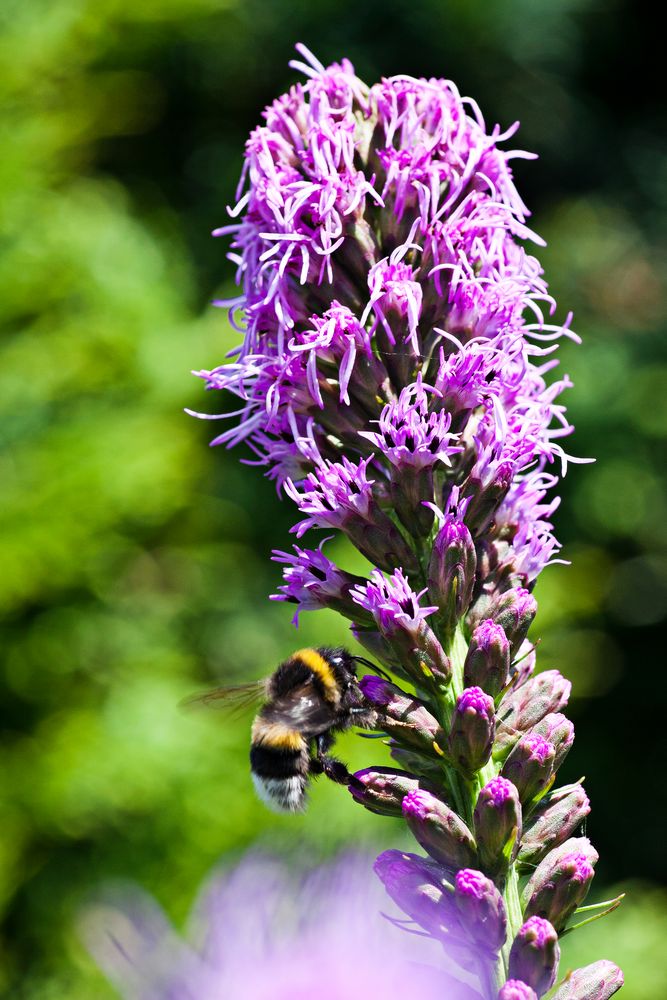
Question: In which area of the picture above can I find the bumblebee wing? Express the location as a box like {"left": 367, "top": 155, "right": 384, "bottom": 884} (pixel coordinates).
{"left": 266, "top": 680, "right": 336, "bottom": 736}
{"left": 180, "top": 680, "right": 268, "bottom": 715}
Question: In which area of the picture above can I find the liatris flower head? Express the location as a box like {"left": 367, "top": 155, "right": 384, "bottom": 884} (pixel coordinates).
{"left": 448, "top": 686, "right": 496, "bottom": 775}
{"left": 522, "top": 837, "right": 598, "bottom": 932}
{"left": 531, "top": 712, "right": 575, "bottom": 770}
{"left": 402, "top": 788, "right": 477, "bottom": 872}
{"left": 473, "top": 776, "right": 522, "bottom": 875}
{"left": 508, "top": 916, "right": 560, "bottom": 997}
{"left": 481, "top": 588, "right": 538, "bottom": 657}
{"left": 271, "top": 540, "right": 369, "bottom": 624}
{"left": 463, "top": 619, "right": 511, "bottom": 699}
{"left": 518, "top": 783, "right": 591, "bottom": 867}
{"left": 501, "top": 733, "right": 556, "bottom": 805}
{"left": 350, "top": 568, "right": 450, "bottom": 684}
{"left": 453, "top": 869, "right": 507, "bottom": 955}
{"left": 349, "top": 766, "right": 422, "bottom": 817}
{"left": 494, "top": 670, "right": 572, "bottom": 758}
{"left": 428, "top": 512, "right": 477, "bottom": 639}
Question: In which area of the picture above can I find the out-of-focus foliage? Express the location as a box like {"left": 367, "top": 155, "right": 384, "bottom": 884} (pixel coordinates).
{"left": 0, "top": 0, "right": 664, "bottom": 996}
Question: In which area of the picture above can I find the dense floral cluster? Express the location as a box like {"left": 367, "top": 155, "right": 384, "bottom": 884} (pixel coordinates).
{"left": 185, "top": 46, "right": 621, "bottom": 999}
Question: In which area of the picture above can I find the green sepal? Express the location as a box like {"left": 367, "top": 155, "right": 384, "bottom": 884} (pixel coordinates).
{"left": 559, "top": 893, "right": 625, "bottom": 936}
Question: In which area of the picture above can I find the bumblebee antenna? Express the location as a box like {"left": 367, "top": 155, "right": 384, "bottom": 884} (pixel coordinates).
{"left": 350, "top": 655, "right": 392, "bottom": 681}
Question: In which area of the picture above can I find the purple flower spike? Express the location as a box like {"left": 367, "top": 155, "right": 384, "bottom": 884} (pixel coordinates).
{"left": 185, "top": 43, "right": 619, "bottom": 996}
{"left": 473, "top": 777, "right": 522, "bottom": 875}
{"left": 509, "top": 916, "right": 560, "bottom": 997}
{"left": 550, "top": 960, "right": 624, "bottom": 1000}
{"left": 501, "top": 733, "right": 556, "bottom": 805}
{"left": 454, "top": 869, "right": 507, "bottom": 954}
{"left": 522, "top": 837, "right": 598, "bottom": 931}
{"left": 448, "top": 687, "right": 496, "bottom": 775}
{"left": 464, "top": 619, "right": 511, "bottom": 698}
{"left": 498, "top": 982, "right": 539, "bottom": 1000}
{"left": 402, "top": 789, "right": 477, "bottom": 871}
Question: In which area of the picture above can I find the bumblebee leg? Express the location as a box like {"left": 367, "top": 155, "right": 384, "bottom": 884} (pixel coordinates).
{"left": 313, "top": 734, "right": 350, "bottom": 785}
{"left": 317, "top": 754, "right": 351, "bottom": 784}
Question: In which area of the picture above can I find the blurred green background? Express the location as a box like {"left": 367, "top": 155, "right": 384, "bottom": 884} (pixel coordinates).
{"left": 0, "top": 0, "right": 665, "bottom": 996}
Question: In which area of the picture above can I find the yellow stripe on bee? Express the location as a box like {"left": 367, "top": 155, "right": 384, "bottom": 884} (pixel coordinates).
{"left": 251, "top": 718, "right": 306, "bottom": 751}
{"left": 293, "top": 647, "right": 339, "bottom": 703}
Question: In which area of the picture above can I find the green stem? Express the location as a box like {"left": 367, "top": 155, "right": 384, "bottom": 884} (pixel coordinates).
{"left": 501, "top": 865, "right": 524, "bottom": 975}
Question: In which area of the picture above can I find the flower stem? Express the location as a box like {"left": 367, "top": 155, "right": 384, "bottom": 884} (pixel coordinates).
{"left": 501, "top": 864, "right": 523, "bottom": 974}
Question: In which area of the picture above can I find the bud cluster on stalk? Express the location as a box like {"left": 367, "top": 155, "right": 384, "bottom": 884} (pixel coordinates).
{"left": 199, "top": 45, "right": 622, "bottom": 1000}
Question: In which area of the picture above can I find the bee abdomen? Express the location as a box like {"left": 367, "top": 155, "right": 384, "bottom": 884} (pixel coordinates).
{"left": 250, "top": 721, "right": 309, "bottom": 814}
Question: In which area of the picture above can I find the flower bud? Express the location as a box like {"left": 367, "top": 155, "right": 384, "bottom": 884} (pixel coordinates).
{"left": 522, "top": 837, "right": 598, "bottom": 931}
{"left": 487, "top": 587, "right": 538, "bottom": 656}
{"left": 428, "top": 516, "right": 477, "bottom": 636}
{"left": 454, "top": 868, "right": 507, "bottom": 954}
{"left": 463, "top": 620, "right": 510, "bottom": 698}
{"left": 390, "top": 620, "right": 452, "bottom": 688}
{"left": 550, "top": 960, "right": 624, "bottom": 999}
{"left": 498, "top": 981, "right": 538, "bottom": 1000}
{"left": 518, "top": 784, "right": 591, "bottom": 867}
{"left": 463, "top": 461, "right": 515, "bottom": 536}
{"left": 501, "top": 734, "right": 555, "bottom": 805}
{"left": 508, "top": 916, "right": 560, "bottom": 997}
{"left": 532, "top": 713, "right": 575, "bottom": 771}
{"left": 494, "top": 671, "right": 571, "bottom": 759}
{"left": 448, "top": 687, "right": 495, "bottom": 775}
{"left": 347, "top": 518, "right": 420, "bottom": 576}
{"left": 349, "top": 767, "right": 420, "bottom": 816}
{"left": 374, "top": 849, "right": 455, "bottom": 940}
{"left": 473, "top": 777, "right": 522, "bottom": 874}
{"left": 402, "top": 789, "right": 477, "bottom": 871}
{"left": 359, "top": 675, "right": 446, "bottom": 755}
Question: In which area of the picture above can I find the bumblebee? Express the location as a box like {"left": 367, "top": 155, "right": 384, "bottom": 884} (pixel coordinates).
{"left": 187, "top": 647, "right": 378, "bottom": 813}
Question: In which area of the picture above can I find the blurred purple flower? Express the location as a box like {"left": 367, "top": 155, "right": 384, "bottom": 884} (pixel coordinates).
{"left": 83, "top": 854, "right": 483, "bottom": 1000}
